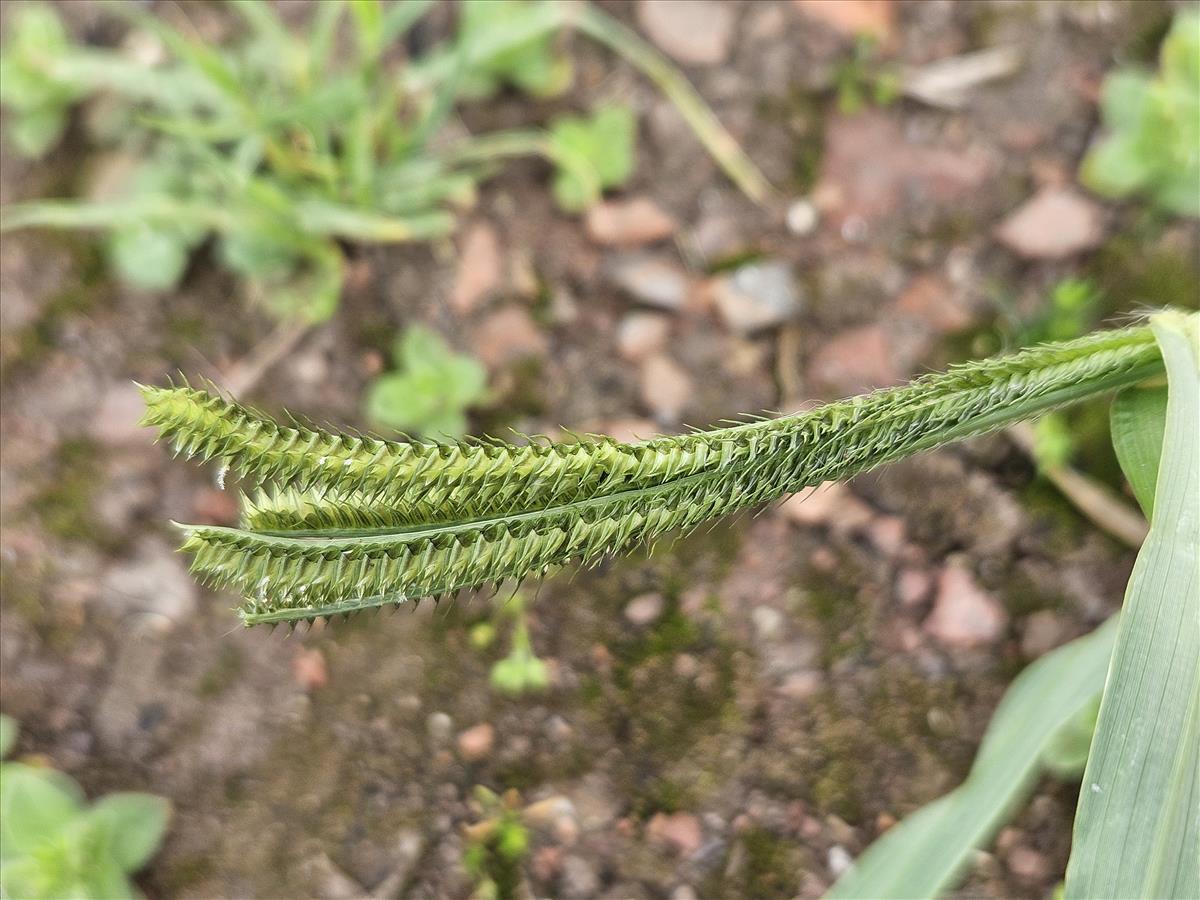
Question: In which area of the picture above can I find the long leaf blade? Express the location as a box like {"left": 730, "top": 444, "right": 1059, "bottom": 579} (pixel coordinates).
{"left": 826, "top": 618, "right": 1117, "bottom": 899}
{"left": 1110, "top": 382, "right": 1168, "bottom": 518}
{"left": 1065, "top": 310, "right": 1200, "bottom": 898}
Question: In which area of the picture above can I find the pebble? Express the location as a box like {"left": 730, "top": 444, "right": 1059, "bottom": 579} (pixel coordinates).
{"left": 636, "top": 0, "right": 735, "bottom": 65}
{"left": 646, "top": 811, "right": 704, "bottom": 856}
{"left": 994, "top": 187, "right": 1105, "bottom": 259}
{"left": 778, "top": 670, "right": 824, "bottom": 700}
{"left": 617, "top": 313, "right": 671, "bottom": 362}
{"left": 894, "top": 273, "right": 974, "bottom": 334}
{"left": 291, "top": 647, "right": 328, "bottom": 692}
{"left": 624, "top": 592, "right": 665, "bottom": 627}
{"left": 793, "top": 0, "right": 895, "bottom": 43}
{"left": 779, "top": 482, "right": 874, "bottom": 532}
{"left": 472, "top": 306, "right": 548, "bottom": 369}
{"left": 586, "top": 197, "right": 677, "bottom": 246}
{"left": 1008, "top": 845, "right": 1051, "bottom": 881}
{"left": 786, "top": 198, "right": 820, "bottom": 235}
{"left": 639, "top": 354, "right": 692, "bottom": 423}
{"left": 896, "top": 567, "right": 933, "bottom": 607}
{"left": 450, "top": 221, "right": 502, "bottom": 314}
{"left": 866, "top": 515, "right": 907, "bottom": 556}
{"left": 608, "top": 255, "right": 691, "bottom": 310}
{"left": 827, "top": 844, "right": 854, "bottom": 878}
{"left": 751, "top": 605, "right": 785, "bottom": 642}
{"left": 671, "top": 886, "right": 700, "bottom": 900}
{"left": 711, "top": 261, "right": 802, "bottom": 335}
{"left": 427, "top": 711, "right": 453, "bottom": 744}
{"left": 456, "top": 723, "right": 495, "bottom": 761}
{"left": 807, "top": 323, "right": 905, "bottom": 394}
{"left": 923, "top": 560, "right": 1008, "bottom": 647}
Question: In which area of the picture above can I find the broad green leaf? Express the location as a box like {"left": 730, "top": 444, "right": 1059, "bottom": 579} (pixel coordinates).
{"left": 827, "top": 618, "right": 1117, "bottom": 900}
{"left": 1080, "top": 133, "right": 1153, "bottom": 198}
{"left": 87, "top": 792, "right": 171, "bottom": 873}
{"left": 549, "top": 105, "right": 636, "bottom": 212}
{"left": 1110, "top": 383, "right": 1168, "bottom": 518}
{"left": 1065, "top": 310, "right": 1200, "bottom": 899}
{"left": 0, "top": 716, "right": 17, "bottom": 759}
{"left": 0, "top": 763, "right": 85, "bottom": 858}
{"left": 107, "top": 225, "right": 192, "bottom": 291}
{"left": 1100, "top": 70, "right": 1151, "bottom": 131}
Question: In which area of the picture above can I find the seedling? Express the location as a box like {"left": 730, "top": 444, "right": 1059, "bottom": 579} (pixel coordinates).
{"left": 487, "top": 595, "right": 549, "bottom": 697}
{"left": 365, "top": 325, "right": 488, "bottom": 439}
{"left": 0, "top": 715, "right": 171, "bottom": 900}
{"left": 1080, "top": 9, "right": 1200, "bottom": 216}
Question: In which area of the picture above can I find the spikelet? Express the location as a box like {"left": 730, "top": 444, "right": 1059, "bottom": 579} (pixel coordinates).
{"left": 145, "top": 322, "right": 1166, "bottom": 625}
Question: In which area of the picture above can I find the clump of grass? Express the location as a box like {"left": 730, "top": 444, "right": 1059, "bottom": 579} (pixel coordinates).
{"left": 0, "top": 0, "right": 771, "bottom": 320}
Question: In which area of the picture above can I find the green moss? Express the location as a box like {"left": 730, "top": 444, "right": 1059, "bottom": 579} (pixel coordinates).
{"left": 34, "top": 439, "right": 102, "bottom": 544}
{"left": 711, "top": 826, "right": 799, "bottom": 900}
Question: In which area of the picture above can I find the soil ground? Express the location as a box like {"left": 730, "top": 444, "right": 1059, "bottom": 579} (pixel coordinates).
{"left": 1, "top": 1, "right": 1197, "bottom": 898}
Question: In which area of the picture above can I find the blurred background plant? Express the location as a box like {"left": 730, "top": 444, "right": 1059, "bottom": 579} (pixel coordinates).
{"left": 0, "top": 0, "right": 768, "bottom": 323}
{"left": 1080, "top": 9, "right": 1199, "bottom": 217}
{"left": 0, "top": 715, "right": 171, "bottom": 900}
{"left": 462, "top": 786, "right": 531, "bottom": 900}
{"left": 364, "top": 323, "right": 488, "bottom": 438}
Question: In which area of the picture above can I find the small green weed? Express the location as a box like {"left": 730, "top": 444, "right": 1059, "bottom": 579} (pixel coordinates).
{"left": 364, "top": 324, "right": 488, "bottom": 439}
{"left": 0, "top": 0, "right": 771, "bottom": 321}
{"left": 833, "top": 36, "right": 901, "bottom": 115}
{"left": 486, "top": 595, "right": 549, "bottom": 697}
{"left": 463, "top": 787, "right": 531, "bottom": 900}
{"left": 0, "top": 715, "right": 171, "bottom": 900}
{"left": 1081, "top": 9, "right": 1199, "bottom": 216}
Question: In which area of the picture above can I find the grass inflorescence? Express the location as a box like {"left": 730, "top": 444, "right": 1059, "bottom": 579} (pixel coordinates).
{"left": 141, "top": 323, "right": 1164, "bottom": 626}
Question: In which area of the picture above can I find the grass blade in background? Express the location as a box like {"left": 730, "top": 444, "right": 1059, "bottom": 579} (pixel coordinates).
{"left": 825, "top": 619, "right": 1117, "bottom": 900}
{"left": 1065, "top": 311, "right": 1200, "bottom": 899}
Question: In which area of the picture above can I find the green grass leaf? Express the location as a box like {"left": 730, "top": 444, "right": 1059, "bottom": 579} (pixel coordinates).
{"left": 826, "top": 618, "right": 1117, "bottom": 899}
{"left": 1065, "top": 311, "right": 1200, "bottom": 899}
{"left": 1110, "top": 382, "right": 1168, "bottom": 517}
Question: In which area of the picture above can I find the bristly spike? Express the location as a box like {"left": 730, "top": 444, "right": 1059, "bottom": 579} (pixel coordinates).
{"left": 143, "top": 321, "right": 1177, "bottom": 626}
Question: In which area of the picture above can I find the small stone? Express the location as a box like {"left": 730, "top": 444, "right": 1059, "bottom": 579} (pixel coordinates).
{"left": 647, "top": 812, "right": 704, "bottom": 856}
{"left": 617, "top": 313, "right": 671, "bottom": 362}
{"left": 639, "top": 354, "right": 692, "bottom": 423}
{"left": 779, "top": 482, "right": 873, "bottom": 532}
{"left": 671, "top": 887, "right": 700, "bottom": 900}
{"left": 673, "top": 653, "right": 700, "bottom": 678}
{"left": 561, "top": 855, "right": 599, "bottom": 899}
{"left": 586, "top": 197, "right": 677, "bottom": 246}
{"left": 608, "top": 255, "right": 691, "bottom": 310}
{"left": 1008, "top": 845, "right": 1050, "bottom": 882}
{"left": 472, "top": 306, "right": 548, "bottom": 369}
{"left": 807, "top": 324, "right": 904, "bottom": 394}
{"left": 827, "top": 844, "right": 854, "bottom": 878}
{"left": 751, "top": 605, "right": 785, "bottom": 641}
{"left": 866, "top": 515, "right": 906, "bottom": 555}
{"left": 786, "top": 198, "right": 820, "bottom": 235}
{"left": 994, "top": 187, "right": 1105, "bottom": 259}
{"left": 793, "top": 0, "right": 895, "bottom": 43}
{"left": 191, "top": 487, "right": 239, "bottom": 525}
{"left": 532, "top": 846, "right": 563, "bottom": 883}
{"left": 457, "top": 722, "right": 494, "bottom": 761}
{"left": 896, "top": 567, "right": 932, "bottom": 607}
{"left": 291, "top": 647, "right": 328, "bottom": 692}
{"left": 895, "top": 273, "right": 973, "bottom": 334}
{"left": 427, "top": 711, "right": 453, "bottom": 744}
{"left": 1021, "top": 610, "right": 1069, "bottom": 658}
{"left": 625, "top": 592, "right": 665, "bottom": 627}
{"left": 451, "top": 221, "right": 502, "bottom": 314}
{"left": 637, "top": 0, "right": 735, "bottom": 66}
{"left": 545, "top": 715, "right": 573, "bottom": 743}
{"left": 711, "top": 262, "right": 802, "bottom": 335}
{"left": 924, "top": 561, "right": 1008, "bottom": 647}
